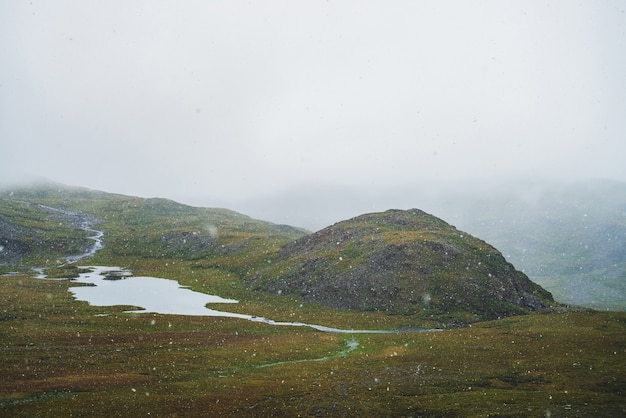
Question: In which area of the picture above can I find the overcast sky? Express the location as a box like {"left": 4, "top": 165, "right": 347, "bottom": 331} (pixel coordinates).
{"left": 2, "top": 1, "right": 625, "bottom": 228}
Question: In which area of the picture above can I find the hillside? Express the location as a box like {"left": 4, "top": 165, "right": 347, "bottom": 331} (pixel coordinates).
{"left": 247, "top": 209, "right": 554, "bottom": 323}
{"left": 0, "top": 198, "right": 95, "bottom": 264}
{"left": 0, "top": 182, "right": 307, "bottom": 273}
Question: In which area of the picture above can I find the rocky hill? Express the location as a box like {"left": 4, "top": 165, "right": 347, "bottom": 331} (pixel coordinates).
{"left": 247, "top": 209, "right": 554, "bottom": 323}
{"left": 0, "top": 199, "right": 94, "bottom": 264}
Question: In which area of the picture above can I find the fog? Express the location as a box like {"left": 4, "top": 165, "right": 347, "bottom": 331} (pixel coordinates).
{"left": 2, "top": 1, "right": 625, "bottom": 229}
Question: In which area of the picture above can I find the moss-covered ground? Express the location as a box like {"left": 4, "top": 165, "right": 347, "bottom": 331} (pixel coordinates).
{"left": 1, "top": 265, "right": 624, "bottom": 417}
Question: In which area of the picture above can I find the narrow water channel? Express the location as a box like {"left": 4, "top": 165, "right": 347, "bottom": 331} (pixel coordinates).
{"left": 34, "top": 204, "right": 105, "bottom": 263}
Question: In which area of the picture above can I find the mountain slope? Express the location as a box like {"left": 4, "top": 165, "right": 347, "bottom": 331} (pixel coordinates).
{"left": 0, "top": 182, "right": 307, "bottom": 270}
{"left": 0, "top": 199, "right": 95, "bottom": 264}
{"left": 247, "top": 209, "right": 554, "bottom": 323}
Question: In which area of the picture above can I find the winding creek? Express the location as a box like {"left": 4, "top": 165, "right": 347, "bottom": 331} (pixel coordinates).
{"left": 34, "top": 204, "right": 105, "bottom": 264}
{"left": 29, "top": 205, "right": 438, "bottom": 334}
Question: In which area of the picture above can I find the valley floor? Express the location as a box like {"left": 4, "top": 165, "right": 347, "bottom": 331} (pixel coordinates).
{"left": 0, "top": 272, "right": 624, "bottom": 417}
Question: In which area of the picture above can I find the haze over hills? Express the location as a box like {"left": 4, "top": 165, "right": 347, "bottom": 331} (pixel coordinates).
{"left": 435, "top": 179, "right": 626, "bottom": 311}
{"left": 227, "top": 179, "right": 626, "bottom": 311}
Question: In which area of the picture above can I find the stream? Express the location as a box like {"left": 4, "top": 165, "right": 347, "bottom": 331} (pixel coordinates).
{"left": 34, "top": 204, "right": 105, "bottom": 263}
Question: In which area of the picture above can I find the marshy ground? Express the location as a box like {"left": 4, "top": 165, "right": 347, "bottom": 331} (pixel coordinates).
{"left": 1, "top": 266, "right": 624, "bottom": 417}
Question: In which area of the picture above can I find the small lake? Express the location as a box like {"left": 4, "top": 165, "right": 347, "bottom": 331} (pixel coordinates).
{"left": 50, "top": 266, "right": 415, "bottom": 333}
{"left": 68, "top": 266, "right": 246, "bottom": 318}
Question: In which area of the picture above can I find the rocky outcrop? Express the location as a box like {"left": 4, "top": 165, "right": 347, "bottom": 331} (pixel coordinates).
{"left": 247, "top": 209, "right": 554, "bottom": 323}
{"left": 0, "top": 202, "right": 100, "bottom": 265}
{"left": 0, "top": 216, "right": 39, "bottom": 263}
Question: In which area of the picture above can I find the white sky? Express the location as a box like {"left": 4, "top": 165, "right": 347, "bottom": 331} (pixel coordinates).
{"left": 2, "top": 1, "right": 625, "bottom": 221}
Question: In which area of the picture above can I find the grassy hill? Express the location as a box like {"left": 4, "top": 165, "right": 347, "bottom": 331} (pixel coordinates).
{"left": 0, "top": 181, "right": 306, "bottom": 278}
{"left": 0, "top": 196, "right": 94, "bottom": 264}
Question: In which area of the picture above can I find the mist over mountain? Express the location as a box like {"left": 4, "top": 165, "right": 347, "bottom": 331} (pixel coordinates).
{"left": 226, "top": 178, "right": 626, "bottom": 311}
{"left": 438, "top": 179, "right": 626, "bottom": 311}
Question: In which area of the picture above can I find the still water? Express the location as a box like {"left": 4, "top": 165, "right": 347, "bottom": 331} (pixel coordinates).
{"left": 69, "top": 266, "right": 245, "bottom": 318}
{"left": 55, "top": 266, "right": 406, "bottom": 333}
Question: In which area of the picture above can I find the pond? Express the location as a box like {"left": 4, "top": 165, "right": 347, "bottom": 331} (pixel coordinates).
{"left": 67, "top": 266, "right": 244, "bottom": 317}
{"left": 48, "top": 266, "right": 418, "bottom": 333}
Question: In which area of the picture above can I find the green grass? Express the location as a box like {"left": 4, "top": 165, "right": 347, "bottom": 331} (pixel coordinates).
{"left": 0, "top": 199, "right": 93, "bottom": 265}
{"left": 0, "top": 271, "right": 624, "bottom": 416}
